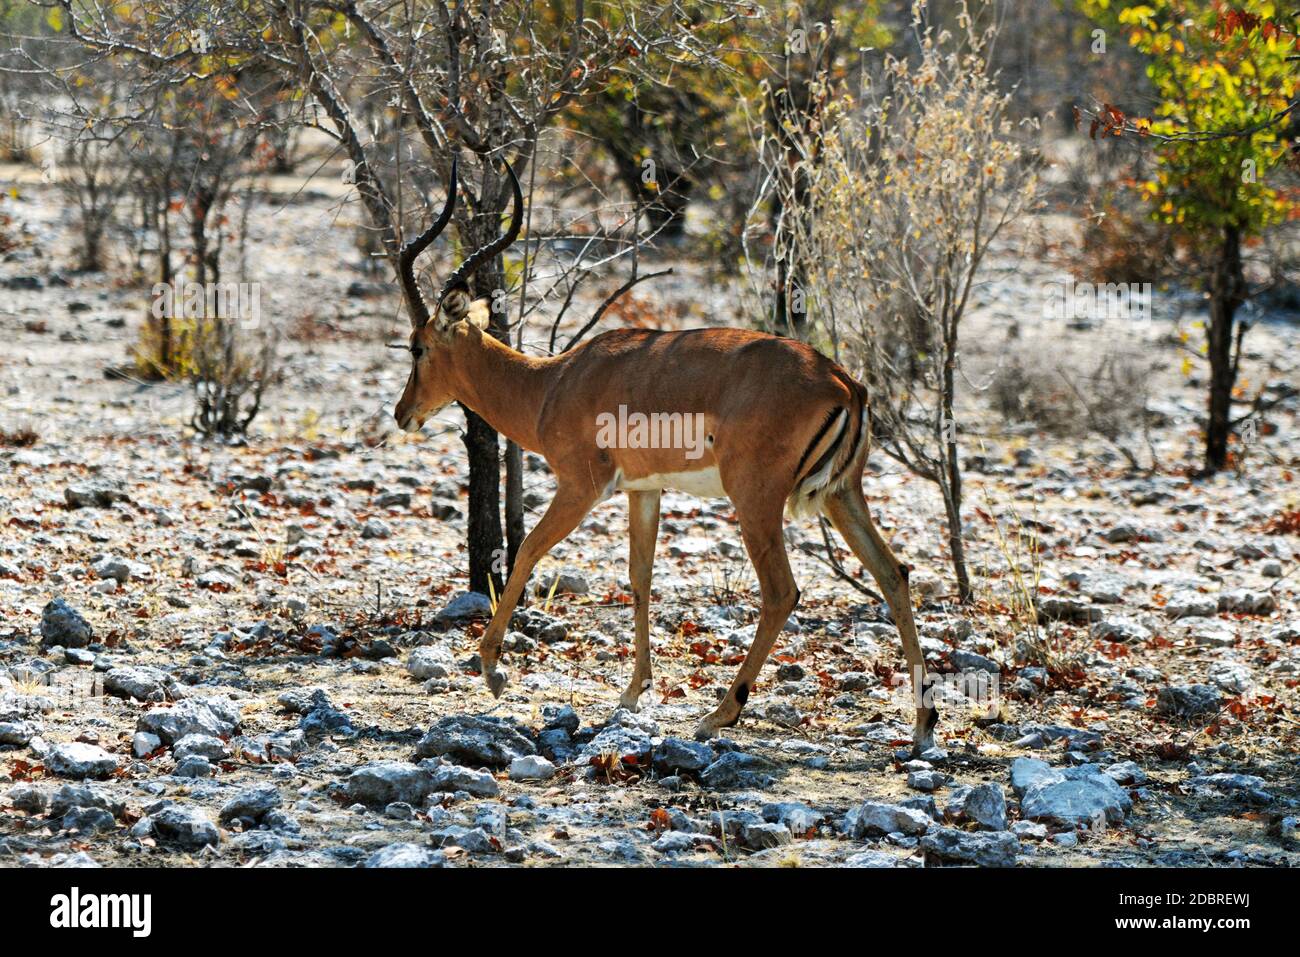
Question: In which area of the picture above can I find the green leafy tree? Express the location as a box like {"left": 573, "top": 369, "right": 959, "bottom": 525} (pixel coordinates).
{"left": 1078, "top": 0, "right": 1298, "bottom": 471}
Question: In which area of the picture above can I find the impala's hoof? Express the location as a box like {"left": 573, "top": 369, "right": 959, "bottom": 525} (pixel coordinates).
{"left": 693, "top": 718, "right": 720, "bottom": 742}
{"left": 617, "top": 679, "right": 652, "bottom": 713}
{"left": 910, "top": 707, "right": 939, "bottom": 757}
{"left": 484, "top": 667, "right": 509, "bottom": 699}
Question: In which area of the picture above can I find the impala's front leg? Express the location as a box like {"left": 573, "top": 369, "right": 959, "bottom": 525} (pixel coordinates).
{"left": 477, "top": 483, "right": 599, "bottom": 698}
{"left": 619, "top": 489, "right": 660, "bottom": 711}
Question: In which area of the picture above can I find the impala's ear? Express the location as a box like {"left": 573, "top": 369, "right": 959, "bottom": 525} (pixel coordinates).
{"left": 436, "top": 287, "right": 472, "bottom": 331}
{"left": 465, "top": 298, "right": 491, "bottom": 331}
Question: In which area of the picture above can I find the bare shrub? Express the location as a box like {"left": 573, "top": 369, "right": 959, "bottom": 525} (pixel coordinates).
{"left": 186, "top": 318, "right": 279, "bottom": 440}
{"left": 58, "top": 132, "right": 128, "bottom": 272}
{"left": 989, "top": 347, "right": 1160, "bottom": 470}
{"left": 1077, "top": 193, "right": 1177, "bottom": 287}
{"left": 772, "top": 1, "right": 1042, "bottom": 600}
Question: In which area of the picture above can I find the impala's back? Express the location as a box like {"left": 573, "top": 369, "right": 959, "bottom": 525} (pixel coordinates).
{"left": 535, "top": 327, "right": 868, "bottom": 513}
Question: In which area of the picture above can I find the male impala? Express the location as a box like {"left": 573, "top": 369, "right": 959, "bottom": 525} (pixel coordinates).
{"left": 393, "top": 160, "right": 938, "bottom": 752}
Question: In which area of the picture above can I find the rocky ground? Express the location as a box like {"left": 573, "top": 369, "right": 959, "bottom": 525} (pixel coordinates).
{"left": 1, "top": 169, "right": 1299, "bottom": 868}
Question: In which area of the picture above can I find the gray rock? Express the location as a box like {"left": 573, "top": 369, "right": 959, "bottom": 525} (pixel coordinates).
{"left": 62, "top": 806, "right": 116, "bottom": 833}
{"left": 45, "top": 742, "right": 118, "bottom": 780}
{"left": 1165, "top": 590, "right": 1218, "bottom": 619}
{"left": 65, "top": 648, "right": 95, "bottom": 666}
{"left": 1011, "top": 820, "right": 1049, "bottom": 840}
{"left": 538, "top": 728, "right": 576, "bottom": 764}
{"left": 0, "top": 719, "right": 39, "bottom": 747}
{"left": 346, "top": 761, "right": 435, "bottom": 806}
{"left": 429, "top": 825, "right": 500, "bottom": 855}
{"left": 577, "top": 723, "right": 654, "bottom": 765}
{"left": 1103, "top": 761, "right": 1147, "bottom": 786}
{"left": 64, "top": 479, "right": 129, "bottom": 509}
{"left": 1156, "top": 684, "right": 1222, "bottom": 718}
{"left": 364, "top": 843, "right": 447, "bottom": 868}
{"left": 40, "top": 599, "right": 94, "bottom": 648}
{"left": 172, "top": 734, "right": 230, "bottom": 762}
{"left": 1190, "top": 772, "right": 1268, "bottom": 794}
{"left": 406, "top": 646, "right": 454, "bottom": 680}
{"left": 653, "top": 737, "right": 715, "bottom": 776}
{"left": 196, "top": 569, "right": 238, "bottom": 591}
{"left": 415, "top": 715, "right": 536, "bottom": 768}
{"left": 1092, "top": 617, "right": 1152, "bottom": 643}
{"left": 542, "top": 704, "right": 580, "bottom": 734}
{"left": 1010, "top": 757, "right": 1061, "bottom": 797}
{"left": 91, "top": 556, "right": 131, "bottom": 583}
{"left": 508, "top": 755, "right": 556, "bottom": 782}
{"left": 1207, "top": 661, "right": 1252, "bottom": 694}
{"left": 764, "top": 701, "right": 804, "bottom": 729}
{"left": 957, "top": 783, "right": 1009, "bottom": 831}
{"left": 6, "top": 783, "right": 48, "bottom": 814}
{"left": 700, "top": 752, "right": 777, "bottom": 790}
{"left": 220, "top": 785, "right": 282, "bottom": 825}
{"left": 1218, "top": 589, "right": 1277, "bottom": 615}
{"left": 103, "top": 666, "right": 172, "bottom": 702}
{"left": 920, "top": 828, "right": 1019, "bottom": 867}
{"left": 653, "top": 830, "right": 707, "bottom": 854}
{"left": 1021, "top": 768, "right": 1132, "bottom": 826}
{"left": 360, "top": 519, "right": 392, "bottom": 539}
{"left": 276, "top": 686, "right": 330, "bottom": 714}
{"left": 136, "top": 697, "right": 240, "bottom": 745}
{"left": 737, "top": 821, "right": 793, "bottom": 850}
{"left": 1036, "top": 597, "right": 1100, "bottom": 624}
{"left": 428, "top": 764, "right": 501, "bottom": 798}
{"left": 173, "top": 756, "right": 212, "bottom": 778}
{"left": 49, "top": 784, "right": 122, "bottom": 819}
{"left": 950, "top": 649, "right": 1000, "bottom": 674}
{"left": 533, "top": 568, "right": 590, "bottom": 596}
{"left": 132, "top": 732, "right": 162, "bottom": 758}
{"left": 846, "top": 801, "right": 932, "bottom": 837}
{"left": 907, "top": 770, "right": 947, "bottom": 792}
{"left": 761, "top": 802, "right": 821, "bottom": 834}
{"left": 146, "top": 806, "right": 221, "bottom": 849}
{"left": 434, "top": 591, "right": 492, "bottom": 622}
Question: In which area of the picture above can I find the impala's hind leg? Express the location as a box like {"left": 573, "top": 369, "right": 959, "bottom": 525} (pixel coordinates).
{"left": 824, "top": 483, "right": 938, "bottom": 755}
{"left": 477, "top": 482, "right": 598, "bottom": 699}
{"left": 695, "top": 494, "right": 799, "bottom": 740}
{"left": 619, "top": 490, "right": 660, "bottom": 711}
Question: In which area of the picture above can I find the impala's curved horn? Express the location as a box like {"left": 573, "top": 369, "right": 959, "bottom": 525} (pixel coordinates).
{"left": 398, "top": 157, "right": 458, "bottom": 328}
{"left": 437, "top": 157, "right": 522, "bottom": 314}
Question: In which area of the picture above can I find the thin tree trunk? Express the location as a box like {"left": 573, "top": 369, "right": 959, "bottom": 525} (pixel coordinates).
{"left": 941, "top": 318, "right": 971, "bottom": 602}
{"left": 461, "top": 171, "right": 511, "bottom": 597}
{"left": 1205, "top": 223, "right": 1244, "bottom": 472}
{"left": 505, "top": 440, "right": 525, "bottom": 573}
{"left": 462, "top": 407, "right": 503, "bottom": 596}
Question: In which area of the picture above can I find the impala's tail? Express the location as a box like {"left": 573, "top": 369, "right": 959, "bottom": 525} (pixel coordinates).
{"left": 787, "top": 377, "right": 869, "bottom": 519}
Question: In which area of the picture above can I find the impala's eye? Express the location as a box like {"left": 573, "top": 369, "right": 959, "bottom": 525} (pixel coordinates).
{"left": 411, "top": 345, "right": 423, "bottom": 359}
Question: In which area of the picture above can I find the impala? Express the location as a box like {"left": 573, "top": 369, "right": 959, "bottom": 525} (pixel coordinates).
{"left": 392, "top": 160, "right": 938, "bottom": 752}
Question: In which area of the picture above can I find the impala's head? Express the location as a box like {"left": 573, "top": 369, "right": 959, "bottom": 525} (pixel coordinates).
{"left": 393, "top": 157, "right": 523, "bottom": 433}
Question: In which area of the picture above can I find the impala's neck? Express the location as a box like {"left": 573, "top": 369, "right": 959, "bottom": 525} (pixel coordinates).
{"left": 446, "top": 327, "right": 554, "bottom": 452}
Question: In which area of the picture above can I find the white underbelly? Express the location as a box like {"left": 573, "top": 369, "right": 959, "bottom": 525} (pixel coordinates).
{"left": 618, "top": 466, "right": 727, "bottom": 498}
